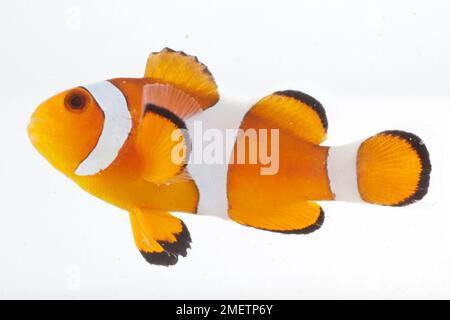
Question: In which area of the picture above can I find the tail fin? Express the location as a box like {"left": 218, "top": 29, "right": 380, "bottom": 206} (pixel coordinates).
{"left": 357, "top": 130, "right": 431, "bottom": 206}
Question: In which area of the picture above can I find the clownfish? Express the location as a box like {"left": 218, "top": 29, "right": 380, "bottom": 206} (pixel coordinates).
{"left": 28, "top": 48, "right": 431, "bottom": 266}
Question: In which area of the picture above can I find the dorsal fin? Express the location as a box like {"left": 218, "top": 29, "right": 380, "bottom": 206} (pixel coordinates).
{"left": 144, "top": 48, "right": 219, "bottom": 110}
{"left": 246, "top": 90, "right": 328, "bottom": 145}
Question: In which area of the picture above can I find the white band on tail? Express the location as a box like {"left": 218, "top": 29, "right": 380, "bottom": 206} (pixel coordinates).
{"left": 327, "top": 141, "right": 363, "bottom": 203}
{"left": 75, "top": 81, "right": 132, "bottom": 176}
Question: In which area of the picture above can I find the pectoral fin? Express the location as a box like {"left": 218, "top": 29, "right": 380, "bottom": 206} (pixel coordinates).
{"left": 136, "top": 104, "right": 191, "bottom": 184}
{"left": 142, "top": 83, "right": 203, "bottom": 120}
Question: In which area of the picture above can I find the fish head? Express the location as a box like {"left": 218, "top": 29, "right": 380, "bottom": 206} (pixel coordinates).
{"left": 27, "top": 87, "right": 104, "bottom": 176}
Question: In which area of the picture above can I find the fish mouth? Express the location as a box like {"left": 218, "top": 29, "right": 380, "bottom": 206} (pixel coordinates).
{"left": 27, "top": 120, "right": 39, "bottom": 145}
{"left": 27, "top": 117, "right": 51, "bottom": 150}
{"left": 27, "top": 117, "right": 68, "bottom": 173}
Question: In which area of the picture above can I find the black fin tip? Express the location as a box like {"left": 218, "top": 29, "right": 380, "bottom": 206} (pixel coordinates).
{"left": 275, "top": 90, "right": 328, "bottom": 131}
{"left": 379, "top": 130, "right": 431, "bottom": 206}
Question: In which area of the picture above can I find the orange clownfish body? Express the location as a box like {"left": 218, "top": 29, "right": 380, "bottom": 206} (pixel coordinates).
{"left": 28, "top": 48, "right": 431, "bottom": 266}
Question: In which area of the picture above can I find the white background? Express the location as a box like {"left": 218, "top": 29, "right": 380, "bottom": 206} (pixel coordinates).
{"left": 1, "top": 0, "right": 449, "bottom": 299}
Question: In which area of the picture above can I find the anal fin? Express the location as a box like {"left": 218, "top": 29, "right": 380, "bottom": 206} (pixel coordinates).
{"left": 229, "top": 201, "right": 325, "bottom": 234}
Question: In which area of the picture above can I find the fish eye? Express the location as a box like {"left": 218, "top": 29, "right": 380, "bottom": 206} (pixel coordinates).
{"left": 65, "top": 90, "right": 88, "bottom": 112}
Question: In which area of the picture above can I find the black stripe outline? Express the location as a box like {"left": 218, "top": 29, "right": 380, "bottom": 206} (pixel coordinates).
{"left": 76, "top": 82, "right": 132, "bottom": 174}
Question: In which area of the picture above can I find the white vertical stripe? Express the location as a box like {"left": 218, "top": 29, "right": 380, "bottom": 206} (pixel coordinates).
{"left": 327, "top": 140, "right": 364, "bottom": 202}
{"left": 186, "top": 96, "right": 256, "bottom": 219}
{"left": 75, "top": 81, "right": 132, "bottom": 176}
